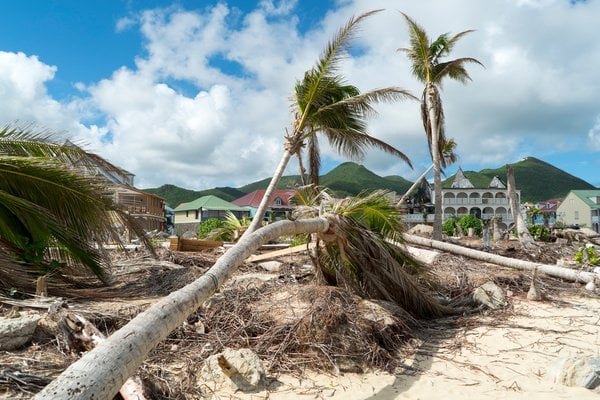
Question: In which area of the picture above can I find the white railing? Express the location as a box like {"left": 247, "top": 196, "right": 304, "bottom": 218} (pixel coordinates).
{"left": 443, "top": 198, "right": 510, "bottom": 206}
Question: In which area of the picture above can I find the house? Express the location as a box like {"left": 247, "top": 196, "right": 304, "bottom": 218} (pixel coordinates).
{"left": 441, "top": 167, "right": 520, "bottom": 230}
{"left": 530, "top": 198, "right": 562, "bottom": 226}
{"left": 173, "top": 195, "right": 250, "bottom": 235}
{"left": 400, "top": 178, "right": 435, "bottom": 225}
{"left": 70, "top": 149, "right": 166, "bottom": 233}
{"left": 232, "top": 189, "right": 297, "bottom": 222}
{"left": 556, "top": 190, "right": 600, "bottom": 232}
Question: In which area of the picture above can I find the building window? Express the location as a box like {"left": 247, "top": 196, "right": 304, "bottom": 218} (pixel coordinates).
{"left": 195, "top": 210, "right": 200, "bottom": 220}
{"left": 186, "top": 211, "right": 189, "bottom": 218}
{"left": 574, "top": 211, "right": 579, "bottom": 220}
{"left": 274, "top": 197, "right": 283, "bottom": 206}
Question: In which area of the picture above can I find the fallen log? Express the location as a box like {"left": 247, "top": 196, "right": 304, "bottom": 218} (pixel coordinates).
{"left": 402, "top": 233, "right": 598, "bottom": 285}
{"left": 51, "top": 305, "right": 148, "bottom": 400}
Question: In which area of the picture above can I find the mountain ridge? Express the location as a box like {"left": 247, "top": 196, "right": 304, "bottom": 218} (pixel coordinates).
{"left": 143, "top": 157, "right": 596, "bottom": 208}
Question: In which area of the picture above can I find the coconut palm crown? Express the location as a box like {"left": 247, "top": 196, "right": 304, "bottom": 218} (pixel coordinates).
{"left": 398, "top": 12, "right": 483, "bottom": 239}
{"left": 245, "top": 9, "right": 416, "bottom": 236}
{"left": 0, "top": 125, "right": 148, "bottom": 292}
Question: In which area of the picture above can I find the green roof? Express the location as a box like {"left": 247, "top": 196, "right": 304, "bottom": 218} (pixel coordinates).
{"left": 174, "top": 195, "right": 248, "bottom": 212}
{"left": 571, "top": 190, "right": 600, "bottom": 209}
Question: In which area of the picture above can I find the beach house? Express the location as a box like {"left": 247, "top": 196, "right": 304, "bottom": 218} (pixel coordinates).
{"left": 556, "top": 190, "right": 600, "bottom": 232}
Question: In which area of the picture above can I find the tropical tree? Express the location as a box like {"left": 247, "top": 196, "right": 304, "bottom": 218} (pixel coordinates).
{"left": 36, "top": 191, "right": 451, "bottom": 399}
{"left": 245, "top": 9, "right": 416, "bottom": 236}
{"left": 0, "top": 125, "right": 149, "bottom": 293}
{"left": 398, "top": 13, "right": 483, "bottom": 240}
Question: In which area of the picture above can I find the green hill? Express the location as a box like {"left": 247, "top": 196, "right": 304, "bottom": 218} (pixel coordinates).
{"left": 144, "top": 184, "right": 244, "bottom": 208}
{"left": 442, "top": 157, "right": 596, "bottom": 202}
{"left": 144, "top": 157, "right": 596, "bottom": 207}
{"left": 320, "top": 162, "right": 412, "bottom": 197}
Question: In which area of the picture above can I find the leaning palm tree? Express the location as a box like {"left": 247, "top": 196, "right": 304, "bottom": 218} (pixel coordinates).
{"left": 37, "top": 190, "right": 451, "bottom": 399}
{"left": 398, "top": 13, "right": 483, "bottom": 240}
{"left": 0, "top": 125, "right": 149, "bottom": 293}
{"left": 245, "top": 9, "right": 416, "bottom": 236}
{"left": 294, "top": 189, "right": 450, "bottom": 318}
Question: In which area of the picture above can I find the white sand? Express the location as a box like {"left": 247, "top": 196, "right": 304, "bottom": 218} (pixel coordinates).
{"left": 211, "top": 294, "right": 600, "bottom": 399}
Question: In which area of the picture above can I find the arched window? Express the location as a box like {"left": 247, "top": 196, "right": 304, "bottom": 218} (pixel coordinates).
{"left": 274, "top": 197, "right": 283, "bottom": 206}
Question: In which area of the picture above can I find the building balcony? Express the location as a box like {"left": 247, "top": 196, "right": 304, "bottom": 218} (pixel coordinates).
{"left": 443, "top": 198, "right": 510, "bottom": 206}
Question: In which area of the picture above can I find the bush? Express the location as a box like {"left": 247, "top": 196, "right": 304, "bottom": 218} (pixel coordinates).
{"left": 529, "top": 225, "right": 551, "bottom": 242}
{"left": 443, "top": 217, "right": 460, "bottom": 236}
{"left": 458, "top": 214, "right": 482, "bottom": 236}
{"left": 198, "top": 218, "right": 225, "bottom": 239}
{"left": 575, "top": 246, "right": 599, "bottom": 267}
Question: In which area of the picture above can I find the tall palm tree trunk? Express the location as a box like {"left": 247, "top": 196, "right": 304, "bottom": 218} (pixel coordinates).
{"left": 35, "top": 218, "right": 329, "bottom": 400}
{"left": 426, "top": 85, "right": 443, "bottom": 240}
{"left": 244, "top": 148, "right": 295, "bottom": 236}
{"left": 396, "top": 164, "right": 433, "bottom": 207}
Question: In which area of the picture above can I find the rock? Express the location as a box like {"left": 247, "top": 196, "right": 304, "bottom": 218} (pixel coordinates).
{"left": 580, "top": 228, "right": 600, "bottom": 239}
{"left": 472, "top": 282, "right": 506, "bottom": 309}
{"left": 0, "top": 315, "right": 41, "bottom": 350}
{"left": 585, "top": 281, "right": 596, "bottom": 292}
{"left": 200, "top": 348, "right": 265, "bottom": 392}
{"left": 258, "top": 261, "right": 283, "bottom": 273}
{"left": 546, "top": 356, "right": 600, "bottom": 390}
{"left": 181, "top": 231, "right": 197, "bottom": 239}
{"left": 408, "top": 224, "right": 433, "bottom": 236}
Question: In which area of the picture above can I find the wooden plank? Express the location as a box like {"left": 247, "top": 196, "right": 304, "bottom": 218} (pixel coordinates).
{"left": 247, "top": 242, "right": 315, "bottom": 262}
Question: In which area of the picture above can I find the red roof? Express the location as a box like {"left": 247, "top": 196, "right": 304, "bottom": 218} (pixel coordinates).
{"left": 534, "top": 198, "right": 563, "bottom": 212}
{"left": 232, "top": 189, "right": 297, "bottom": 208}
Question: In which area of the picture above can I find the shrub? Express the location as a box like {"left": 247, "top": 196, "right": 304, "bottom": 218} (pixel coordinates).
{"left": 575, "top": 246, "right": 599, "bottom": 267}
{"left": 458, "top": 214, "right": 482, "bottom": 236}
{"left": 198, "top": 218, "right": 225, "bottom": 239}
{"left": 443, "top": 217, "right": 460, "bottom": 236}
{"left": 529, "top": 225, "right": 551, "bottom": 242}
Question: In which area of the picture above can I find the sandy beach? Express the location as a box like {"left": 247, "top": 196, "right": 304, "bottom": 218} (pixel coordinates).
{"left": 206, "top": 294, "right": 600, "bottom": 399}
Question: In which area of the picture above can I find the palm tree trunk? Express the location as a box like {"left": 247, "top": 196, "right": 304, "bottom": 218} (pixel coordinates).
{"left": 506, "top": 165, "right": 535, "bottom": 249}
{"left": 402, "top": 233, "right": 597, "bottom": 283}
{"left": 34, "top": 218, "right": 329, "bottom": 400}
{"left": 244, "top": 149, "right": 294, "bottom": 236}
{"left": 396, "top": 164, "right": 433, "bottom": 207}
{"left": 425, "top": 85, "right": 443, "bottom": 240}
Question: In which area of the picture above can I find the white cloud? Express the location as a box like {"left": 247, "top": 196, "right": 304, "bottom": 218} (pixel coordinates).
{"left": 1, "top": 0, "right": 599, "bottom": 190}
{"left": 588, "top": 116, "right": 600, "bottom": 151}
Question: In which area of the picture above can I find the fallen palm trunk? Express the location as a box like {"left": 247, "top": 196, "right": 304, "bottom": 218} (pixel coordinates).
{"left": 402, "top": 233, "right": 598, "bottom": 284}
{"left": 56, "top": 310, "right": 147, "bottom": 400}
{"left": 34, "top": 218, "right": 329, "bottom": 400}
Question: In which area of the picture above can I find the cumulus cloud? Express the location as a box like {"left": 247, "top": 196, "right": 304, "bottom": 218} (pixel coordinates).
{"left": 0, "top": 0, "right": 599, "bottom": 190}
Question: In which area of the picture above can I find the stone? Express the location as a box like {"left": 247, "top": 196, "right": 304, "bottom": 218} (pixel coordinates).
{"left": 472, "top": 282, "right": 506, "bottom": 309}
{"left": 258, "top": 261, "right": 283, "bottom": 273}
{"left": 200, "top": 348, "right": 265, "bottom": 392}
{"left": 546, "top": 356, "right": 600, "bottom": 390}
{"left": 0, "top": 315, "right": 41, "bottom": 350}
{"left": 408, "top": 224, "right": 433, "bottom": 236}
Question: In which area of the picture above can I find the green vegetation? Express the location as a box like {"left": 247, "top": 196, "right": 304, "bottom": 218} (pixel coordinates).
{"left": 0, "top": 125, "right": 149, "bottom": 292}
{"left": 443, "top": 214, "right": 482, "bottom": 236}
{"left": 575, "top": 246, "right": 599, "bottom": 267}
{"left": 198, "top": 218, "right": 225, "bottom": 239}
{"left": 147, "top": 155, "right": 595, "bottom": 211}
{"left": 528, "top": 225, "right": 551, "bottom": 242}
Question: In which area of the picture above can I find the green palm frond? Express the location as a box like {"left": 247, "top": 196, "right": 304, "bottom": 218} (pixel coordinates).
{"left": 0, "top": 125, "right": 156, "bottom": 290}
{"left": 313, "top": 192, "right": 450, "bottom": 318}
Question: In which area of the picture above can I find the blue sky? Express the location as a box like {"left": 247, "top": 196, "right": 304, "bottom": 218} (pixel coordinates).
{"left": 0, "top": 0, "right": 598, "bottom": 191}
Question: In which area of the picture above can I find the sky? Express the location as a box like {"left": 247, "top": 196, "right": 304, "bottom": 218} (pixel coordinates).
{"left": 0, "top": 0, "right": 599, "bottom": 192}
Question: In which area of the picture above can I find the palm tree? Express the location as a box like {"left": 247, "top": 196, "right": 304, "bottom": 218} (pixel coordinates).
{"left": 37, "top": 191, "right": 451, "bottom": 399}
{"left": 245, "top": 9, "right": 416, "bottom": 236}
{"left": 398, "top": 13, "right": 483, "bottom": 240}
{"left": 0, "top": 125, "right": 149, "bottom": 293}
